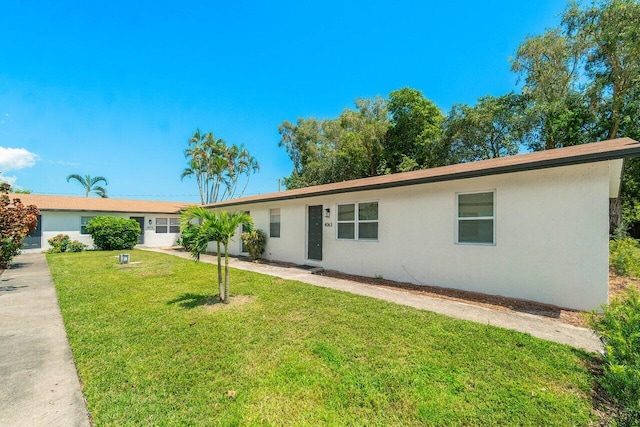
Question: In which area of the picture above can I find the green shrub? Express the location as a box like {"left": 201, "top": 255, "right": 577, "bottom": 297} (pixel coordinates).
{"left": 67, "top": 240, "right": 87, "bottom": 252}
{"left": 610, "top": 237, "right": 640, "bottom": 277}
{"left": 590, "top": 288, "right": 640, "bottom": 426}
{"left": 48, "top": 234, "right": 71, "bottom": 253}
{"left": 1, "top": 238, "right": 21, "bottom": 267}
{"left": 176, "top": 225, "right": 199, "bottom": 251}
{"left": 241, "top": 228, "right": 267, "bottom": 261}
{"left": 48, "top": 234, "right": 86, "bottom": 253}
{"left": 86, "top": 216, "right": 140, "bottom": 250}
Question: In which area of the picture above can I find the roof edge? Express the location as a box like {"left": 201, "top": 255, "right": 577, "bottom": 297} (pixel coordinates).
{"left": 37, "top": 209, "right": 184, "bottom": 214}
{"left": 210, "top": 142, "right": 640, "bottom": 209}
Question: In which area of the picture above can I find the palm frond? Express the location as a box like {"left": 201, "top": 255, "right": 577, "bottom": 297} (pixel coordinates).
{"left": 90, "top": 176, "right": 108, "bottom": 186}
{"left": 66, "top": 173, "right": 84, "bottom": 183}
{"left": 93, "top": 186, "right": 108, "bottom": 198}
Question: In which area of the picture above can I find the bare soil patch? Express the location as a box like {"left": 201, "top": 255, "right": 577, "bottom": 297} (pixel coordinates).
{"left": 608, "top": 273, "right": 640, "bottom": 300}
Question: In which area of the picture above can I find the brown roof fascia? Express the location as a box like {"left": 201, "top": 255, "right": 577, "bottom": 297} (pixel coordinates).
{"left": 208, "top": 138, "right": 640, "bottom": 209}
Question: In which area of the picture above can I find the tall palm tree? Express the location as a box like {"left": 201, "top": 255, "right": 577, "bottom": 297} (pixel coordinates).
{"left": 181, "top": 130, "right": 230, "bottom": 204}
{"left": 66, "top": 174, "right": 108, "bottom": 198}
{"left": 180, "top": 207, "right": 253, "bottom": 303}
{"left": 220, "top": 144, "right": 260, "bottom": 201}
{"left": 181, "top": 129, "right": 259, "bottom": 204}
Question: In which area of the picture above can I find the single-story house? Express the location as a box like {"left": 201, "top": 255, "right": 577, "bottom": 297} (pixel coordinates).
{"left": 206, "top": 137, "right": 640, "bottom": 311}
{"left": 16, "top": 195, "right": 190, "bottom": 251}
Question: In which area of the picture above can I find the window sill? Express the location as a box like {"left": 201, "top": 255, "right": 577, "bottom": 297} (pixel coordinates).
{"left": 455, "top": 241, "right": 495, "bottom": 246}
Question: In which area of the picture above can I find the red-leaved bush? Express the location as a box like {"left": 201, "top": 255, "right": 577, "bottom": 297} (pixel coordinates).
{"left": 0, "top": 182, "right": 39, "bottom": 268}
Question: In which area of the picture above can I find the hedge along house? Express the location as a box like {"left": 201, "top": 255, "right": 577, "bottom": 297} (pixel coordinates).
{"left": 206, "top": 138, "right": 640, "bottom": 311}
{"left": 16, "top": 195, "right": 190, "bottom": 251}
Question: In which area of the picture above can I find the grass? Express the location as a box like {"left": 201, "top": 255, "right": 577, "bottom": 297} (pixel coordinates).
{"left": 631, "top": 244, "right": 640, "bottom": 276}
{"left": 48, "top": 250, "right": 598, "bottom": 426}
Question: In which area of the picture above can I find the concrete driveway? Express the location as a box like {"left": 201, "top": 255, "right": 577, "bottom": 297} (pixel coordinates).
{"left": 0, "top": 253, "right": 90, "bottom": 427}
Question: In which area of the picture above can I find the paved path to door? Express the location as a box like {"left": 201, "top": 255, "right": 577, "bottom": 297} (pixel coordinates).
{"left": 143, "top": 247, "right": 604, "bottom": 354}
{"left": 0, "top": 253, "right": 90, "bottom": 427}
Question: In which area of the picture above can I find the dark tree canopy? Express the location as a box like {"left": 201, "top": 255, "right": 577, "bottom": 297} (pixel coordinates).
{"left": 278, "top": 97, "right": 391, "bottom": 189}
{"left": 443, "top": 94, "right": 528, "bottom": 163}
{"left": 278, "top": 90, "right": 444, "bottom": 189}
{"left": 383, "top": 87, "right": 445, "bottom": 172}
{"left": 511, "top": 0, "right": 640, "bottom": 149}
{"left": 277, "top": 0, "right": 640, "bottom": 231}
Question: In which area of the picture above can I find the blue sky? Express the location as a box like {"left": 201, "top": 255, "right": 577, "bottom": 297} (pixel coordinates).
{"left": 0, "top": 1, "right": 564, "bottom": 202}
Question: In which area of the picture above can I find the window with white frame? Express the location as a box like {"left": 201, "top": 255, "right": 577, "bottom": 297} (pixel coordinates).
{"left": 80, "top": 216, "right": 95, "bottom": 234}
{"left": 269, "top": 208, "right": 281, "bottom": 238}
{"left": 156, "top": 218, "right": 180, "bottom": 233}
{"left": 457, "top": 191, "right": 495, "bottom": 244}
{"left": 337, "top": 202, "right": 378, "bottom": 240}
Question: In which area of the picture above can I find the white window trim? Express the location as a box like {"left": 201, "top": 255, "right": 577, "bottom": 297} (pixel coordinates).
{"left": 169, "top": 218, "right": 180, "bottom": 233}
{"left": 269, "top": 208, "right": 281, "bottom": 238}
{"left": 156, "top": 217, "right": 180, "bottom": 234}
{"left": 455, "top": 190, "right": 496, "bottom": 246}
{"left": 156, "top": 217, "right": 168, "bottom": 233}
{"left": 80, "top": 216, "right": 95, "bottom": 235}
{"left": 336, "top": 201, "right": 379, "bottom": 241}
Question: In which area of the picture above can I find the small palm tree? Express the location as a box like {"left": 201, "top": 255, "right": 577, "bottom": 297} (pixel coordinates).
{"left": 180, "top": 207, "right": 253, "bottom": 303}
{"left": 216, "top": 210, "right": 253, "bottom": 302}
{"left": 66, "top": 174, "right": 108, "bottom": 198}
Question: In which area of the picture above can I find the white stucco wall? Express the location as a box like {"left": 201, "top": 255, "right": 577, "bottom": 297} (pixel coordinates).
{"left": 214, "top": 161, "right": 617, "bottom": 311}
{"left": 38, "top": 212, "right": 180, "bottom": 250}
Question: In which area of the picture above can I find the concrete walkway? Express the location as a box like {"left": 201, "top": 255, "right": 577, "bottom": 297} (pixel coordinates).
{"left": 0, "top": 253, "right": 90, "bottom": 427}
{"left": 143, "top": 247, "right": 604, "bottom": 354}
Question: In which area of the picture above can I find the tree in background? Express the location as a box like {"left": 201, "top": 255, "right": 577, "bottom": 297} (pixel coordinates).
{"left": 511, "top": 0, "right": 639, "bottom": 149}
{"left": 180, "top": 207, "right": 253, "bottom": 303}
{"left": 277, "top": 0, "right": 640, "bottom": 230}
{"left": 339, "top": 96, "right": 390, "bottom": 177}
{"left": 278, "top": 117, "right": 336, "bottom": 189}
{"left": 511, "top": 27, "right": 593, "bottom": 150}
{"left": 181, "top": 129, "right": 259, "bottom": 204}
{"left": 444, "top": 94, "right": 528, "bottom": 163}
{"left": 575, "top": 0, "right": 640, "bottom": 140}
{"left": 278, "top": 90, "right": 444, "bottom": 189}
{"left": 382, "top": 87, "right": 445, "bottom": 172}
{"left": 0, "top": 183, "right": 39, "bottom": 268}
{"left": 66, "top": 174, "right": 108, "bottom": 198}
{"left": 11, "top": 188, "right": 31, "bottom": 194}
{"left": 279, "top": 97, "right": 390, "bottom": 189}
{"left": 220, "top": 143, "right": 260, "bottom": 201}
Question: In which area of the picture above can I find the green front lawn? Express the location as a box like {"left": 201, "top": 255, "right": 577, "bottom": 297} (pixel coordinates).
{"left": 48, "top": 250, "right": 597, "bottom": 426}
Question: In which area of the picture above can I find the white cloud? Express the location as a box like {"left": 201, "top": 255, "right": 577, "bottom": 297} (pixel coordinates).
{"left": 0, "top": 174, "right": 17, "bottom": 185}
{"left": 0, "top": 147, "right": 38, "bottom": 172}
{"left": 49, "top": 159, "right": 80, "bottom": 167}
